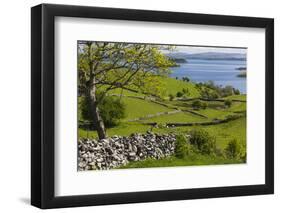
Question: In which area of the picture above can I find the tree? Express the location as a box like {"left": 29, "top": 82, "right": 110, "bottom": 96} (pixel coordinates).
{"left": 182, "top": 88, "right": 190, "bottom": 97}
{"left": 176, "top": 91, "right": 184, "bottom": 97}
{"left": 182, "top": 76, "right": 190, "bottom": 82}
{"left": 224, "top": 99, "right": 232, "bottom": 108}
{"left": 81, "top": 95, "right": 126, "bottom": 127}
{"left": 192, "top": 100, "right": 202, "bottom": 109}
{"left": 225, "top": 139, "right": 241, "bottom": 159}
{"left": 169, "top": 94, "right": 175, "bottom": 101}
{"left": 78, "top": 41, "right": 175, "bottom": 139}
{"left": 189, "top": 129, "right": 216, "bottom": 155}
{"left": 175, "top": 135, "right": 190, "bottom": 159}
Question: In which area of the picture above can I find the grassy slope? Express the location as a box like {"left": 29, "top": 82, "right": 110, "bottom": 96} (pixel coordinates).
{"left": 223, "top": 94, "right": 246, "bottom": 101}
{"left": 119, "top": 155, "right": 243, "bottom": 169}
{"left": 121, "top": 97, "right": 172, "bottom": 120}
{"left": 197, "top": 108, "right": 235, "bottom": 120}
{"left": 227, "top": 102, "right": 246, "bottom": 112}
{"left": 144, "top": 111, "right": 206, "bottom": 123}
{"left": 79, "top": 78, "right": 246, "bottom": 150}
{"left": 79, "top": 122, "right": 151, "bottom": 139}
{"left": 80, "top": 116, "right": 246, "bottom": 150}
{"left": 163, "top": 77, "right": 201, "bottom": 98}
{"left": 106, "top": 77, "right": 201, "bottom": 99}
{"left": 169, "top": 117, "right": 246, "bottom": 149}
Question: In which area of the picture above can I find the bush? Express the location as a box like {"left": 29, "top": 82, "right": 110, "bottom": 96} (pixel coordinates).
{"left": 224, "top": 139, "right": 242, "bottom": 159}
{"left": 224, "top": 99, "right": 232, "bottom": 108}
{"left": 169, "top": 94, "right": 175, "bottom": 101}
{"left": 182, "top": 88, "right": 190, "bottom": 96}
{"left": 189, "top": 129, "right": 216, "bottom": 155}
{"left": 99, "top": 96, "right": 126, "bottom": 126}
{"left": 175, "top": 135, "right": 190, "bottom": 159}
{"left": 80, "top": 95, "right": 126, "bottom": 127}
{"left": 201, "top": 102, "right": 208, "bottom": 109}
{"left": 233, "top": 88, "right": 240, "bottom": 95}
{"left": 182, "top": 76, "right": 190, "bottom": 82}
{"left": 200, "top": 88, "right": 219, "bottom": 100}
{"left": 192, "top": 100, "right": 207, "bottom": 109}
{"left": 221, "top": 85, "right": 234, "bottom": 97}
{"left": 176, "top": 91, "right": 184, "bottom": 97}
{"left": 192, "top": 100, "right": 201, "bottom": 109}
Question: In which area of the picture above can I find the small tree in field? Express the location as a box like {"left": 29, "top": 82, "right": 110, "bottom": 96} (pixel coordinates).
{"left": 225, "top": 139, "right": 241, "bottom": 159}
{"left": 78, "top": 42, "right": 175, "bottom": 139}
{"left": 189, "top": 129, "right": 216, "bottom": 155}
{"left": 224, "top": 99, "right": 232, "bottom": 108}
{"left": 81, "top": 96, "right": 126, "bottom": 127}
{"left": 169, "top": 94, "right": 175, "bottom": 101}
{"left": 176, "top": 91, "right": 184, "bottom": 97}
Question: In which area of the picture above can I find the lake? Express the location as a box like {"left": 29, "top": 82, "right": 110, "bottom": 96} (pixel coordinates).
{"left": 170, "top": 59, "right": 247, "bottom": 94}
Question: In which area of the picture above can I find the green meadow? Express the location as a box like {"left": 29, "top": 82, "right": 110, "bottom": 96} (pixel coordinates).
{"left": 78, "top": 77, "right": 246, "bottom": 168}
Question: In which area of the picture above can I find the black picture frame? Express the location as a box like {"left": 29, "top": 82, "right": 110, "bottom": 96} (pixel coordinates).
{"left": 31, "top": 3, "right": 274, "bottom": 209}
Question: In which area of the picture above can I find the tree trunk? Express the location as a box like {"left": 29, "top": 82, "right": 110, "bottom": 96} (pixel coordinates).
{"left": 89, "top": 84, "right": 107, "bottom": 140}
{"left": 85, "top": 42, "right": 106, "bottom": 139}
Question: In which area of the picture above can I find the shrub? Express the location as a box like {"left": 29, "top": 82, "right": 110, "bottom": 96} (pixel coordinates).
{"left": 98, "top": 96, "right": 126, "bottom": 127}
{"left": 182, "top": 88, "right": 190, "bottom": 96}
{"left": 176, "top": 91, "right": 184, "bottom": 97}
{"left": 191, "top": 100, "right": 201, "bottom": 109}
{"left": 221, "top": 85, "right": 234, "bottom": 97}
{"left": 175, "top": 135, "right": 190, "bottom": 159}
{"left": 233, "top": 88, "right": 240, "bottom": 95}
{"left": 201, "top": 102, "right": 208, "bottom": 109}
{"left": 189, "top": 129, "right": 216, "bottom": 155}
{"left": 169, "top": 94, "right": 175, "bottom": 101}
{"left": 191, "top": 100, "right": 207, "bottom": 110}
{"left": 80, "top": 96, "right": 92, "bottom": 122}
{"left": 224, "top": 99, "right": 232, "bottom": 108}
{"left": 80, "top": 95, "right": 126, "bottom": 127}
{"left": 182, "top": 76, "right": 190, "bottom": 82}
{"left": 200, "top": 88, "right": 219, "bottom": 100}
{"left": 225, "top": 139, "right": 242, "bottom": 159}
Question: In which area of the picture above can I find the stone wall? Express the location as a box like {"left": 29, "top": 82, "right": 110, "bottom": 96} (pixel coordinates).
{"left": 78, "top": 132, "right": 177, "bottom": 171}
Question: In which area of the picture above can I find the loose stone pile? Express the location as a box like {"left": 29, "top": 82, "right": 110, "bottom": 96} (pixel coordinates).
{"left": 78, "top": 132, "right": 177, "bottom": 171}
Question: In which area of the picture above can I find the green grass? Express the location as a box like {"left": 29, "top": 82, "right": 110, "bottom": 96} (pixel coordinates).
{"left": 197, "top": 108, "right": 236, "bottom": 120}
{"left": 144, "top": 111, "right": 206, "bottom": 123}
{"left": 104, "top": 77, "right": 201, "bottom": 99}
{"left": 168, "top": 117, "right": 246, "bottom": 149}
{"left": 223, "top": 94, "right": 246, "bottom": 101}
{"left": 119, "top": 155, "right": 243, "bottom": 169}
{"left": 162, "top": 77, "right": 201, "bottom": 98}
{"left": 107, "top": 87, "right": 144, "bottom": 97}
{"left": 121, "top": 97, "right": 173, "bottom": 120}
{"left": 227, "top": 102, "right": 246, "bottom": 112}
{"left": 79, "top": 122, "right": 152, "bottom": 139}
{"left": 79, "top": 117, "right": 246, "bottom": 150}
{"left": 79, "top": 79, "right": 246, "bottom": 157}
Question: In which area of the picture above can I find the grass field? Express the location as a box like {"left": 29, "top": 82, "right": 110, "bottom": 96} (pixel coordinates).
{"left": 222, "top": 94, "right": 246, "bottom": 101}
{"left": 163, "top": 77, "right": 201, "bottom": 98}
{"left": 119, "top": 155, "right": 243, "bottom": 169}
{"left": 79, "top": 116, "right": 246, "bottom": 150}
{"left": 144, "top": 111, "right": 207, "bottom": 123}
{"left": 121, "top": 97, "right": 173, "bottom": 121}
{"left": 78, "top": 77, "right": 247, "bottom": 168}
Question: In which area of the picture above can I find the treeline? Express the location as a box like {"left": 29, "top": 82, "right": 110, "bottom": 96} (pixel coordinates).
{"left": 195, "top": 81, "right": 240, "bottom": 100}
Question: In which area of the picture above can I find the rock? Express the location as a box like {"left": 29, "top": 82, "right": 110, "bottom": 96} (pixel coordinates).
{"left": 96, "top": 158, "right": 103, "bottom": 163}
{"left": 78, "top": 133, "right": 188, "bottom": 171}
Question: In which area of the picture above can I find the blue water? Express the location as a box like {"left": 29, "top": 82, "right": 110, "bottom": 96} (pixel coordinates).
{"left": 170, "top": 59, "right": 247, "bottom": 94}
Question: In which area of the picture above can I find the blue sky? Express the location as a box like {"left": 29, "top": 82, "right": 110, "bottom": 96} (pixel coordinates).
{"left": 172, "top": 46, "right": 247, "bottom": 54}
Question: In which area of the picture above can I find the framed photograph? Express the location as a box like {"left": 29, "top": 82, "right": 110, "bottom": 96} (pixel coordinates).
{"left": 31, "top": 4, "right": 274, "bottom": 209}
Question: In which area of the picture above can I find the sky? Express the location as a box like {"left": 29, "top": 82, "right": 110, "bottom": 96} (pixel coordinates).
{"left": 170, "top": 45, "right": 247, "bottom": 54}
